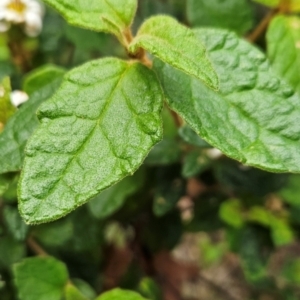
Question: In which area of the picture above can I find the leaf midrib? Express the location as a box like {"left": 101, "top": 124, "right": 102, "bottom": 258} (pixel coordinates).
{"left": 29, "top": 63, "right": 132, "bottom": 217}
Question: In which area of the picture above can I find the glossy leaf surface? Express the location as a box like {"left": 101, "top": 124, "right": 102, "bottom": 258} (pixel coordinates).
{"left": 19, "top": 58, "right": 163, "bottom": 224}
{"left": 129, "top": 15, "right": 218, "bottom": 89}
{"left": 43, "top": 0, "right": 137, "bottom": 42}
{"left": 154, "top": 28, "right": 300, "bottom": 173}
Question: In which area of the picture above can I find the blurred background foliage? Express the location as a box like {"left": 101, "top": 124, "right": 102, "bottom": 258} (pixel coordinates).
{"left": 1, "top": 0, "right": 300, "bottom": 299}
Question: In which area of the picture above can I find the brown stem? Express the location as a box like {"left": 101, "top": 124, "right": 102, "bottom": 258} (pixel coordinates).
{"left": 247, "top": 8, "right": 279, "bottom": 43}
{"left": 27, "top": 236, "right": 48, "bottom": 256}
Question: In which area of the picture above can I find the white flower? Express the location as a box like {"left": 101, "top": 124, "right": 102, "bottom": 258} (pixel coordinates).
{"left": 10, "top": 90, "right": 29, "bottom": 107}
{"left": 0, "top": 0, "right": 44, "bottom": 37}
{"left": 206, "top": 148, "right": 223, "bottom": 160}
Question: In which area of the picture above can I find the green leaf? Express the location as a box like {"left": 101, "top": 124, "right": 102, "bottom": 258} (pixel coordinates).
{"left": 65, "top": 283, "right": 89, "bottom": 300}
{"left": 187, "top": 0, "right": 253, "bottom": 35}
{"left": 129, "top": 16, "right": 218, "bottom": 90}
{"left": 0, "top": 74, "right": 64, "bottom": 174}
{"left": 182, "top": 150, "right": 210, "bottom": 178}
{"left": 267, "top": 16, "right": 300, "bottom": 94}
{"left": 179, "top": 125, "right": 211, "bottom": 148}
{"left": 3, "top": 206, "right": 28, "bottom": 241}
{"left": 23, "top": 64, "right": 65, "bottom": 96}
{"left": 253, "top": 0, "right": 300, "bottom": 11}
{"left": 282, "top": 259, "right": 300, "bottom": 285}
{"left": 219, "top": 199, "right": 245, "bottom": 228}
{"left": 252, "top": 0, "right": 279, "bottom": 7}
{"left": 0, "top": 237, "right": 25, "bottom": 268}
{"left": 145, "top": 138, "right": 181, "bottom": 165}
{"left": 19, "top": 58, "right": 163, "bottom": 224}
{"left": 43, "top": 0, "right": 137, "bottom": 44}
{"left": 88, "top": 170, "right": 145, "bottom": 219}
{"left": 96, "top": 288, "right": 147, "bottom": 300}
{"left": 14, "top": 257, "right": 69, "bottom": 300}
{"left": 154, "top": 28, "right": 300, "bottom": 173}
{"left": 0, "top": 77, "right": 15, "bottom": 127}
{"left": 153, "top": 175, "right": 185, "bottom": 217}
{"left": 279, "top": 175, "right": 300, "bottom": 206}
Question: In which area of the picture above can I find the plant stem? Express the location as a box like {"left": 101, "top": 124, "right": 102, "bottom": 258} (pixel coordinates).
{"left": 247, "top": 8, "right": 279, "bottom": 43}
{"left": 27, "top": 236, "right": 48, "bottom": 256}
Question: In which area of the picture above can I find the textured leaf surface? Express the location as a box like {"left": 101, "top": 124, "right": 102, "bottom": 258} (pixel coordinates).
{"left": 19, "top": 58, "right": 163, "bottom": 224}
{"left": 129, "top": 16, "right": 218, "bottom": 90}
{"left": 187, "top": 0, "right": 253, "bottom": 35}
{"left": 43, "top": 0, "right": 137, "bottom": 42}
{"left": 0, "top": 75, "right": 63, "bottom": 174}
{"left": 96, "top": 288, "right": 146, "bottom": 300}
{"left": 154, "top": 28, "right": 300, "bottom": 173}
{"left": 0, "top": 77, "right": 15, "bottom": 127}
{"left": 14, "top": 257, "right": 68, "bottom": 300}
{"left": 267, "top": 16, "right": 300, "bottom": 93}
{"left": 88, "top": 170, "right": 144, "bottom": 219}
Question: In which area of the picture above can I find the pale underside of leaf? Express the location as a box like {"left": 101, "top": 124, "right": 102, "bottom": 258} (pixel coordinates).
{"left": 43, "top": 0, "right": 137, "bottom": 40}
{"left": 267, "top": 15, "right": 300, "bottom": 94}
{"left": 129, "top": 15, "right": 219, "bottom": 90}
{"left": 154, "top": 28, "right": 300, "bottom": 173}
{"left": 19, "top": 58, "right": 163, "bottom": 224}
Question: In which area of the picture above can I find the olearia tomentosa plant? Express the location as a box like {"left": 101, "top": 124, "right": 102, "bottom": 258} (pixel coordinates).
{"left": 1, "top": 0, "right": 300, "bottom": 224}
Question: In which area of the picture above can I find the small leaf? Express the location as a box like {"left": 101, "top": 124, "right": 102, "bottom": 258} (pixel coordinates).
{"left": 14, "top": 257, "right": 69, "bottom": 300}
{"left": 23, "top": 64, "right": 65, "bottom": 95}
{"left": 279, "top": 175, "right": 300, "bottom": 206}
{"left": 3, "top": 206, "right": 28, "bottom": 241}
{"left": 145, "top": 139, "right": 181, "bottom": 165}
{"left": 43, "top": 0, "right": 137, "bottom": 44}
{"left": 219, "top": 199, "right": 245, "bottom": 228}
{"left": 0, "top": 77, "right": 15, "bottom": 128}
{"left": 96, "top": 288, "right": 147, "bottom": 300}
{"left": 267, "top": 15, "right": 300, "bottom": 94}
{"left": 154, "top": 28, "right": 300, "bottom": 173}
{"left": 19, "top": 58, "right": 163, "bottom": 224}
{"left": 0, "top": 73, "right": 64, "bottom": 174}
{"left": 179, "top": 125, "right": 211, "bottom": 148}
{"left": 65, "top": 283, "right": 89, "bottom": 300}
{"left": 88, "top": 170, "right": 145, "bottom": 219}
{"left": 0, "top": 237, "right": 25, "bottom": 269}
{"left": 253, "top": 0, "right": 300, "bottom": 11}
{"left": 182, "top": 150, "right": 210, "bottom": 178}
{"left": 187, "top": 0, "right": 253, "bottom": 35}
{"left": 129, "top": 15, "right": 218, "bottom": 90}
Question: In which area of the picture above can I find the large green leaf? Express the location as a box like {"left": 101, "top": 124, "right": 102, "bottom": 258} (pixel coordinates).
{"left": 0, "top": 77, "right": 15, "bottom": 127}
{"left": 0, "top": 74, "right": 64, "bottom": 174}
{"left": 19, "top": 58, "right": 163, "bottom": 224}
{"left": 43, "top": 0, "right": 137, "bottom": 44}
{"left": 96, "top": 288, "right": 146, "bottom": 300}
{"left": 187, "top": 0, "right": 253, "bottom": 35}
{"left": 14, "top": 257, "right": 69, "bottom": 300}
{"left": 129, "top": 16, "right": 218, "bottom": 90}
{"left": 154, "top": 28, "right": 300, "bottom": 173}
{"left": 267, "top": 16, "right": 300, "bottom": 94}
